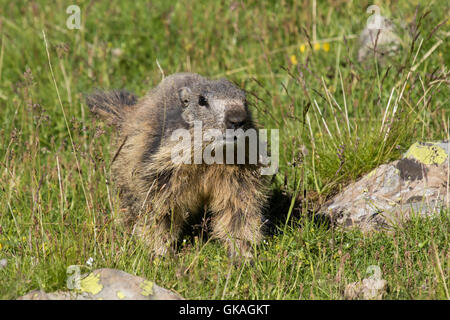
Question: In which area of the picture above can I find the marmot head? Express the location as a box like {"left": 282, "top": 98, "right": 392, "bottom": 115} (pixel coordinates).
{"left": 86, "top": 73, "right": 255, "bottom": 140}
{"left": 175, "top": 74, "right": 253, "bottom": 133}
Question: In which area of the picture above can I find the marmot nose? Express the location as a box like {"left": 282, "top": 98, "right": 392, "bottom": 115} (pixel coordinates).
{"left": 225, "top": 108, "right": 247, "bottom": 129}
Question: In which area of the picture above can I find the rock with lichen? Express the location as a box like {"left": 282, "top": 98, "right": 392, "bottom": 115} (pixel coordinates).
{"left": 17, "top": 268, "right": 184, "bottom": 300}
{"left": 321, "top": 140, "right": 449, "bottom": 231}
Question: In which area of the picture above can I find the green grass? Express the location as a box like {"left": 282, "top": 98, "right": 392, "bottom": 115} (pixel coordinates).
{"left": 0, "top": 0, "right": 449, "bottom": 299}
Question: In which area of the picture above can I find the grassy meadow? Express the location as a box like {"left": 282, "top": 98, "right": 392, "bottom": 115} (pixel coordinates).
{"left": 0, "top": 0, "right": 449, "bottom": 299}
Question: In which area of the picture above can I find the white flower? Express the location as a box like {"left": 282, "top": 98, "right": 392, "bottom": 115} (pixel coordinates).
{"left": 86, "top": 257, "right": 94, "bottom": 266}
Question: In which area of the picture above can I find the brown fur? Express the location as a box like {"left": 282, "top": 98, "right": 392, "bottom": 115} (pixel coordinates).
{"left": 87, "top": 73, "right": 270, "bottom": 258}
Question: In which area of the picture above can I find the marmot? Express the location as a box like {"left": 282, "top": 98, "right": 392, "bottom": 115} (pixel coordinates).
{"left": 87, "top": 73, "right": 270, "bottom": 258}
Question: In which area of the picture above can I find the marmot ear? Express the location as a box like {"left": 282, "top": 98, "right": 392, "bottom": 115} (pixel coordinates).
{"left": 178, "top": 87, "right": 191, "bottom": 107}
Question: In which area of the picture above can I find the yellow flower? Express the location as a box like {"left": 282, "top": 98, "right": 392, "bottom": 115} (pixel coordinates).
{"left": 290, "top": 55, "right": 298, "bottom": 65}
{"left": 322, "top": 42, "right": 330, "bottom": 52}
{"left": 0, "top": 243, "right": 2, "bottom": 250}
{"left": 299, "top": 44, "right": 306, "bottom": 53}
{"left": 313, "top": 43, "right": 320, "bottom": 51}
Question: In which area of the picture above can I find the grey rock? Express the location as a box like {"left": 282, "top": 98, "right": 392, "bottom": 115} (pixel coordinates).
{"left": 358, "top": 16, "right": 402, "bottom": 63}
{"left": 345, "top": 278, "right": 388, "bottom": 300}
{"left": 321, "top": 141, "right": 449, "bottom": 231}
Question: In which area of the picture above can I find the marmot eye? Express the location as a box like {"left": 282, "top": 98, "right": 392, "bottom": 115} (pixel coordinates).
{"left": 198, "top": 95, "right": 208, "bottom": 107}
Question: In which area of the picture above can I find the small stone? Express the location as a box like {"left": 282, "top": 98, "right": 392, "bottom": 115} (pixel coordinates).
{"left": 358, "top": 16, "right": 402, "bottom": 64}
{"left": 0, "top": 258, "right": 7, "bottom": 269}
{"left": 111, "top": 48, "right": 123, "bottom": 58}
{"left": 345, "top": 278, "right": 388, "bottom": 300}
